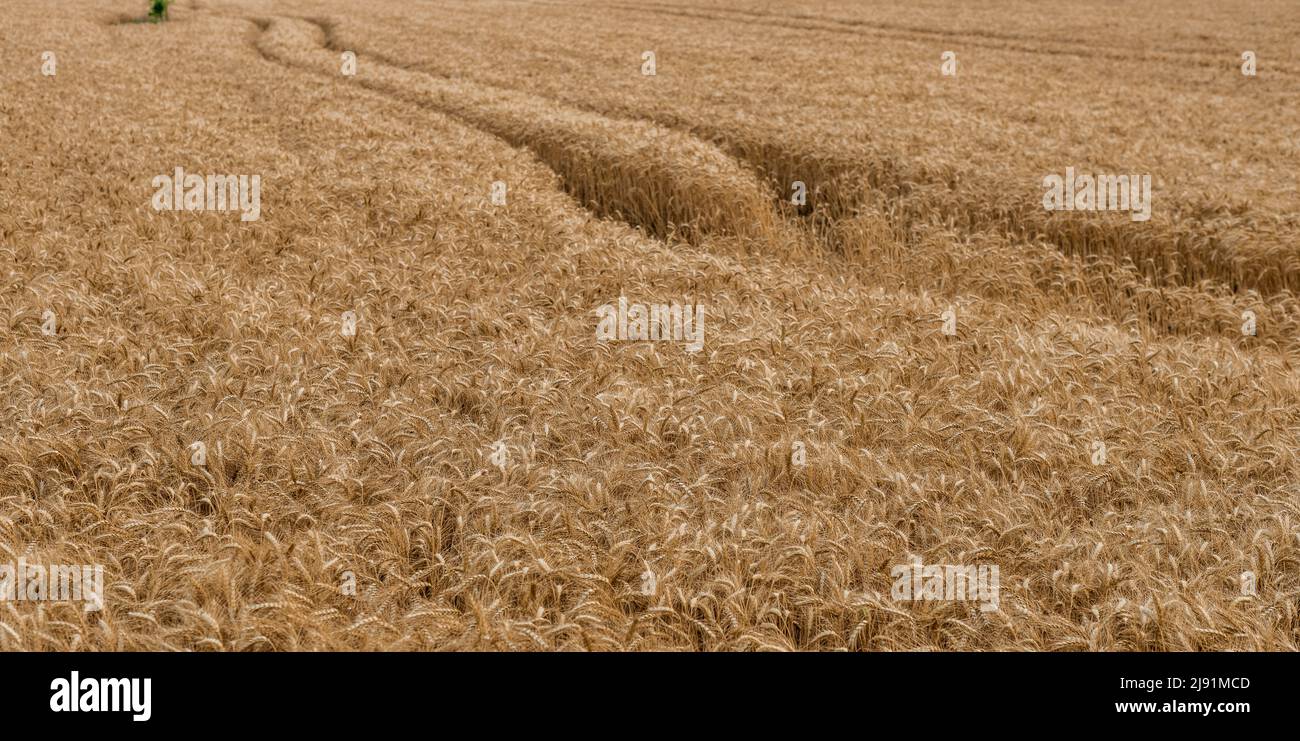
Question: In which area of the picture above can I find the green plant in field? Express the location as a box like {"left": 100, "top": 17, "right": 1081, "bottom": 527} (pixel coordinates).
{"left": 148, "top": 0, "right": 170, "bottom": 22}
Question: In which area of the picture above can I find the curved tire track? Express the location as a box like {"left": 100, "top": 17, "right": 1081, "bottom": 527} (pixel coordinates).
{"left": 128, "top": 10, "right": 1300, "bottom": 349}
{"left": 252, "top": 16, "right": 788, "bottom": 247}
{"left": 311, "top": 12, "right": 1297, "bottom": 297}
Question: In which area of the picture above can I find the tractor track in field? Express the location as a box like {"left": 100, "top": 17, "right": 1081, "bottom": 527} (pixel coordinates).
{"left": 101, "top": 6, "right": 793, "bottom": 248}
{"left": 282, "top": 14, "right": 1300, "bottom": 349}
{"left": 105, "top": 8, "right": 1300, "bottom": 351}
{"left": 249, "top": 16, "right": 791, "bottom": 248}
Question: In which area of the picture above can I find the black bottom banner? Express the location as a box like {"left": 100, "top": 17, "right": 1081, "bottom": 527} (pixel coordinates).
{"left": 0, "top": 651, "right": 1284, "bottom": 731}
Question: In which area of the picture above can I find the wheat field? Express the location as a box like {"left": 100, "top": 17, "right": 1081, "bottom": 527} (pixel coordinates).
{"left": 1, "top": 0, "right": 1298, "bottom": 651}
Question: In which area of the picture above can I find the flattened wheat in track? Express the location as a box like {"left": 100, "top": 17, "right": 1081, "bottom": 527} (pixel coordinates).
{"left": 254, "top": 17, "right": 784, "bottom": 246}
